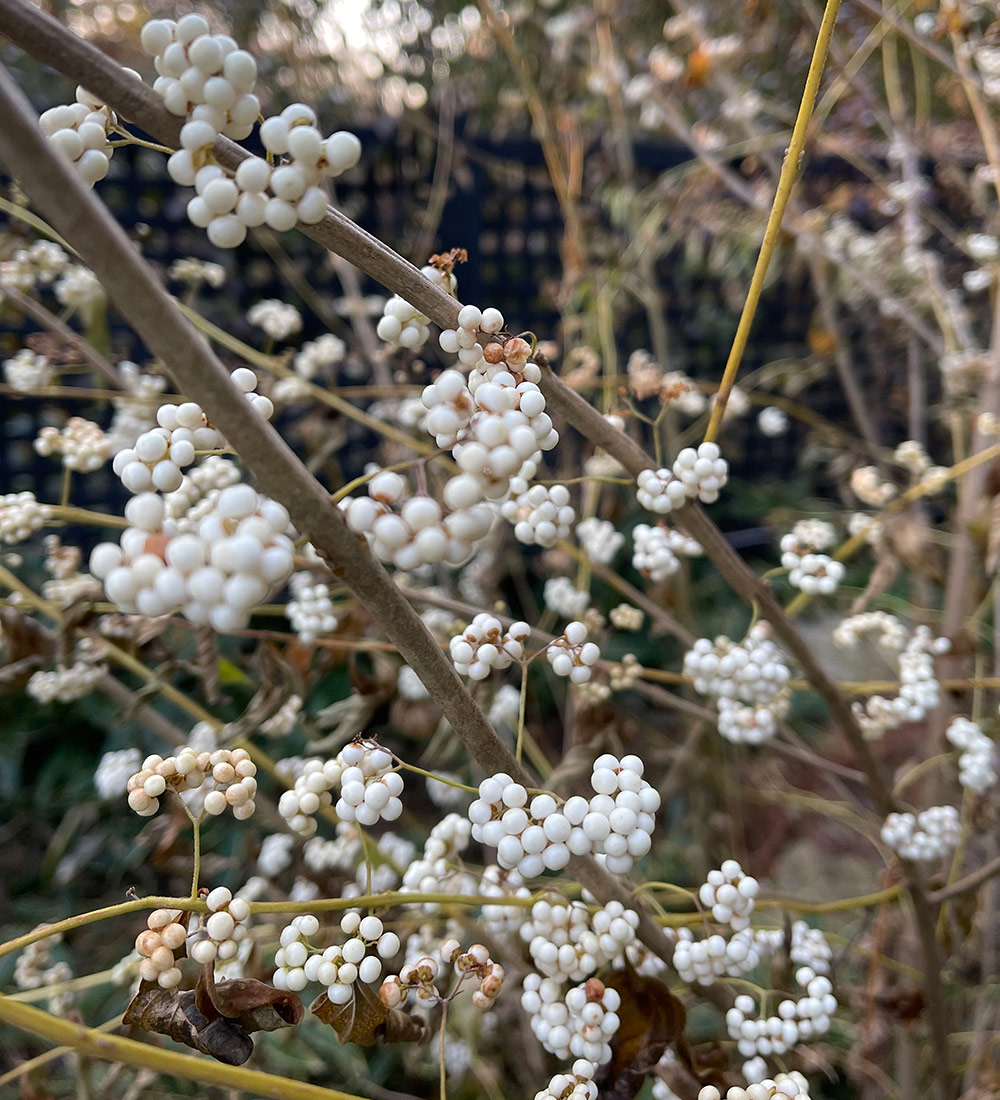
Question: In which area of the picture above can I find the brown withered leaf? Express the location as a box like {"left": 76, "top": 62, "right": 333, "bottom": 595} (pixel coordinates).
{"left": 0, "top": 607, "right": 53, "bottom": 693}
{"left": 200, "top": 965, "right": 304, "bottom": 1032}
{"left": 123, "top": 966, "right": 302, "bottom": 1065}
{"left": 595, "top": 969, "right": 702, "bottom": 1100}
{"left": 310, "top": 985, "right": 427, "bottom": 1047}
{"left": 123, "top": 984, "right": 254, "bottom": 1065}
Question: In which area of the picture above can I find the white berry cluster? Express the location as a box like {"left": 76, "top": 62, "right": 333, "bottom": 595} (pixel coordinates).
{"left": 831, "top": 610, "right": 906, "bottom": 651}
{"left": 636, "top": 442, "right": 729, "bottom": 513}
{"left": 271, "top": 914, "right": 321, "bottom": 993}
{"left": 788, "top": 919, "right": 832, "bottom": 974}
{"left": 135, "top": 908, "right": 186, "bottom": 988}
{"left": 169, "top": 257, "right": 226, "bottom": 289}
{"left": 726, "top": 964, "right": 837, "bottom": 1060}
{"left": 90, "top": 484, "right": 294, "bottom": 629}
{"left": 342, "top": 468, "right": 493, "bottom": 571}
{"left": 946, "top": 716, "right": 998, "bottom": 793}
{"left": 698, "top": 859, "right": 759, "bottom": 930}
{"left": 0, "top": 492, "right": 52, "bottom": 544}
{"left": 671, "top": 927, "right": 763, "bottom": 986}
{"left": 94, "top": 748, "right": 142, "bottom": 800}
{"left": 881, "top": 805, "right": 961, "bottom": 861}
{"left": 114, "top": 369, "right": 269, "bottom": 494}
{"left": 142, "top": 16, "right": 258, "bottom": 137}
{"left": 377, "top": 265, "right": 456, "bottom": 348}
{"left": 39, "top": 80, "right": 133, "bottom": 187}
{"left": 609, "top": 604, "right": 644, "bottom": 631}
{"left": 469, "top": 779, "right": 575, "bottom": 876}
{"left": 421, "top": 368, "right": 475, "bottom": 445}
{"left": 449, "top": 613, "right": 530, "bottom": 679}
{"left": 295, "top": 331, "right": 346, "bottom": 377}
{"left": 287, "top": 571, "right": 340, "bottom": 644}
{"left": 500, "top": 480, "right": 576, "bottom": 547}
{"left": 520, "top": 898, "right": 639, "bottom": 981}
{"left": 851, "top": 465, "right": 896, "bottom": 506}
{"left": 683, "top": 624, "right": 792, "bottom": 744}
{"left": 437, "top": 303, "right": 506, "bottom": 361}
{"left": 164, "top": 455, "right": 243, "bottom": 528}
{"left": 575, "top": 517, "right": 625, "bottom": 564}
{"left": 282, "top": 912, "right": 399, "bottom": 1001}
{"left": 586, "top": 753, "right": 660, "bottom": 871}
{"left": 434, "top": 331, "right": 553, "bottom": 478}
{"left": 547, "top": 622, "right": 601, "bottom": 684}
{"left": 479, "top": 864, "right": 533, "bottom": 934}
{"left": 333, "top": 740, "right": 404, "bottom": 825}
{"left": 125, "top": 746, "right": 257, "bottom": 820}
{"left": 26, "top": 652, "right": 107, "bottom": 704}
{"left": 368, "top": 310, "right": 559, "bottom": 564}
{"left": 142, "top": 15, "right": 360, "bottom": 248}
{"left": 779, "top": 520, "right": 843, "bottom": 595}
{"left": 277, "top": 743, "right": 402, "bottom": 836}
{"left": 4, "top": 348, "right": 54, "bottom": 392}
{"left": 13, "top": 926, "right": 69, "bottom": 997}
{"left": 631, "top": 522, "right": 703, "bottom": 581}
{"left": 543, "top": 577, "right": 591, "bottom": 620}
{"left": 188, "top": 886, "right": 252, "bottom": 964}
{"left": 54, "top": 265, "right": 104, "bottom": 312}
{"left": 533, "top": 1063, "right": 599, "bottom": 1100}
{"left": 698, "top": 1075, "right": 810, "bottom": 1100}
{"left": 400, "top": 813, "right": 475, "bottom": 909}
{"left": 522, "top": 974, "right": 621, "bottom": 1066}
{"left": 450, "top": 372, "right": 557, "bottom": 499}
{"left": 835, "top": 622, "right": 948, "bottom": 739}
{"left": 0, "top": 239, "right": 68, "bottom": 293}
{"left": 248, "top": 300, "right": 303, "bottom": 342}
{"left": 34, "top": 417, "right": 111, "bottom": 472}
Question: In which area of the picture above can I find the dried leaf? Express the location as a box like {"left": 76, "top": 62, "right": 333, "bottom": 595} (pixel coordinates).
{"left": 595, "top": 969, "right": 698, "bottom": 1100}
{"left": 310, "top": 986, "right": 427, "bottom": 1047}
{"left": 383, "top": 1007, "right": 429, "bottom": 1044}
{"left": 203, "top": 971, "right": 304, "bottom": 1032}
{"left": 123, "top": 984, "right": 254, "bottom": 1065}
{"left": 123, "top": 967, "right": 302, "bottom": 1066}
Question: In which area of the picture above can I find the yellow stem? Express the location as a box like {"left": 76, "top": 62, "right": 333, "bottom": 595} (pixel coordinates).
{"left": 0, "top": 897, "right": 206, "bottom": 961}
{"left": 0, "top": 891, "right": 540, "bottom": 962}
{"left": 704, "top": 0, "right": 843, "bottom": 442}
{"left": 0, "top": 1013, "right": 121, "bottom": 1088}
{"left": 0, "top": 997, "right": 367, "bottom": 1100}
{"left": 785, "top": 440, "right": 1000, "bottom": 618}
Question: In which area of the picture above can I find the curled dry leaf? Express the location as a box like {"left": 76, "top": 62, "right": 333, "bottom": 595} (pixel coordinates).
{"left": 200, "top": 965, "right": 304, "bottom": 1032}
{"left": 310, "top": 984, "right": 428, "bottom": 1047}
{"left": 123, "top": 984, "right": 254, "bottom": 1065}
{"left": 595, "top": 968, "right": 713, "bottom": 1100}
{"left": 123, "top": 964, "right": 302, "bottom": 1066}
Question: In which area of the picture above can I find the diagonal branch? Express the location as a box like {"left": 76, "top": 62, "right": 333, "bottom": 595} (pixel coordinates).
{"left": 0, "top": 49, "right": 676, "bottom": 971}
{"left": 0, "top": 7, "right": 955, "bottom": 1088}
